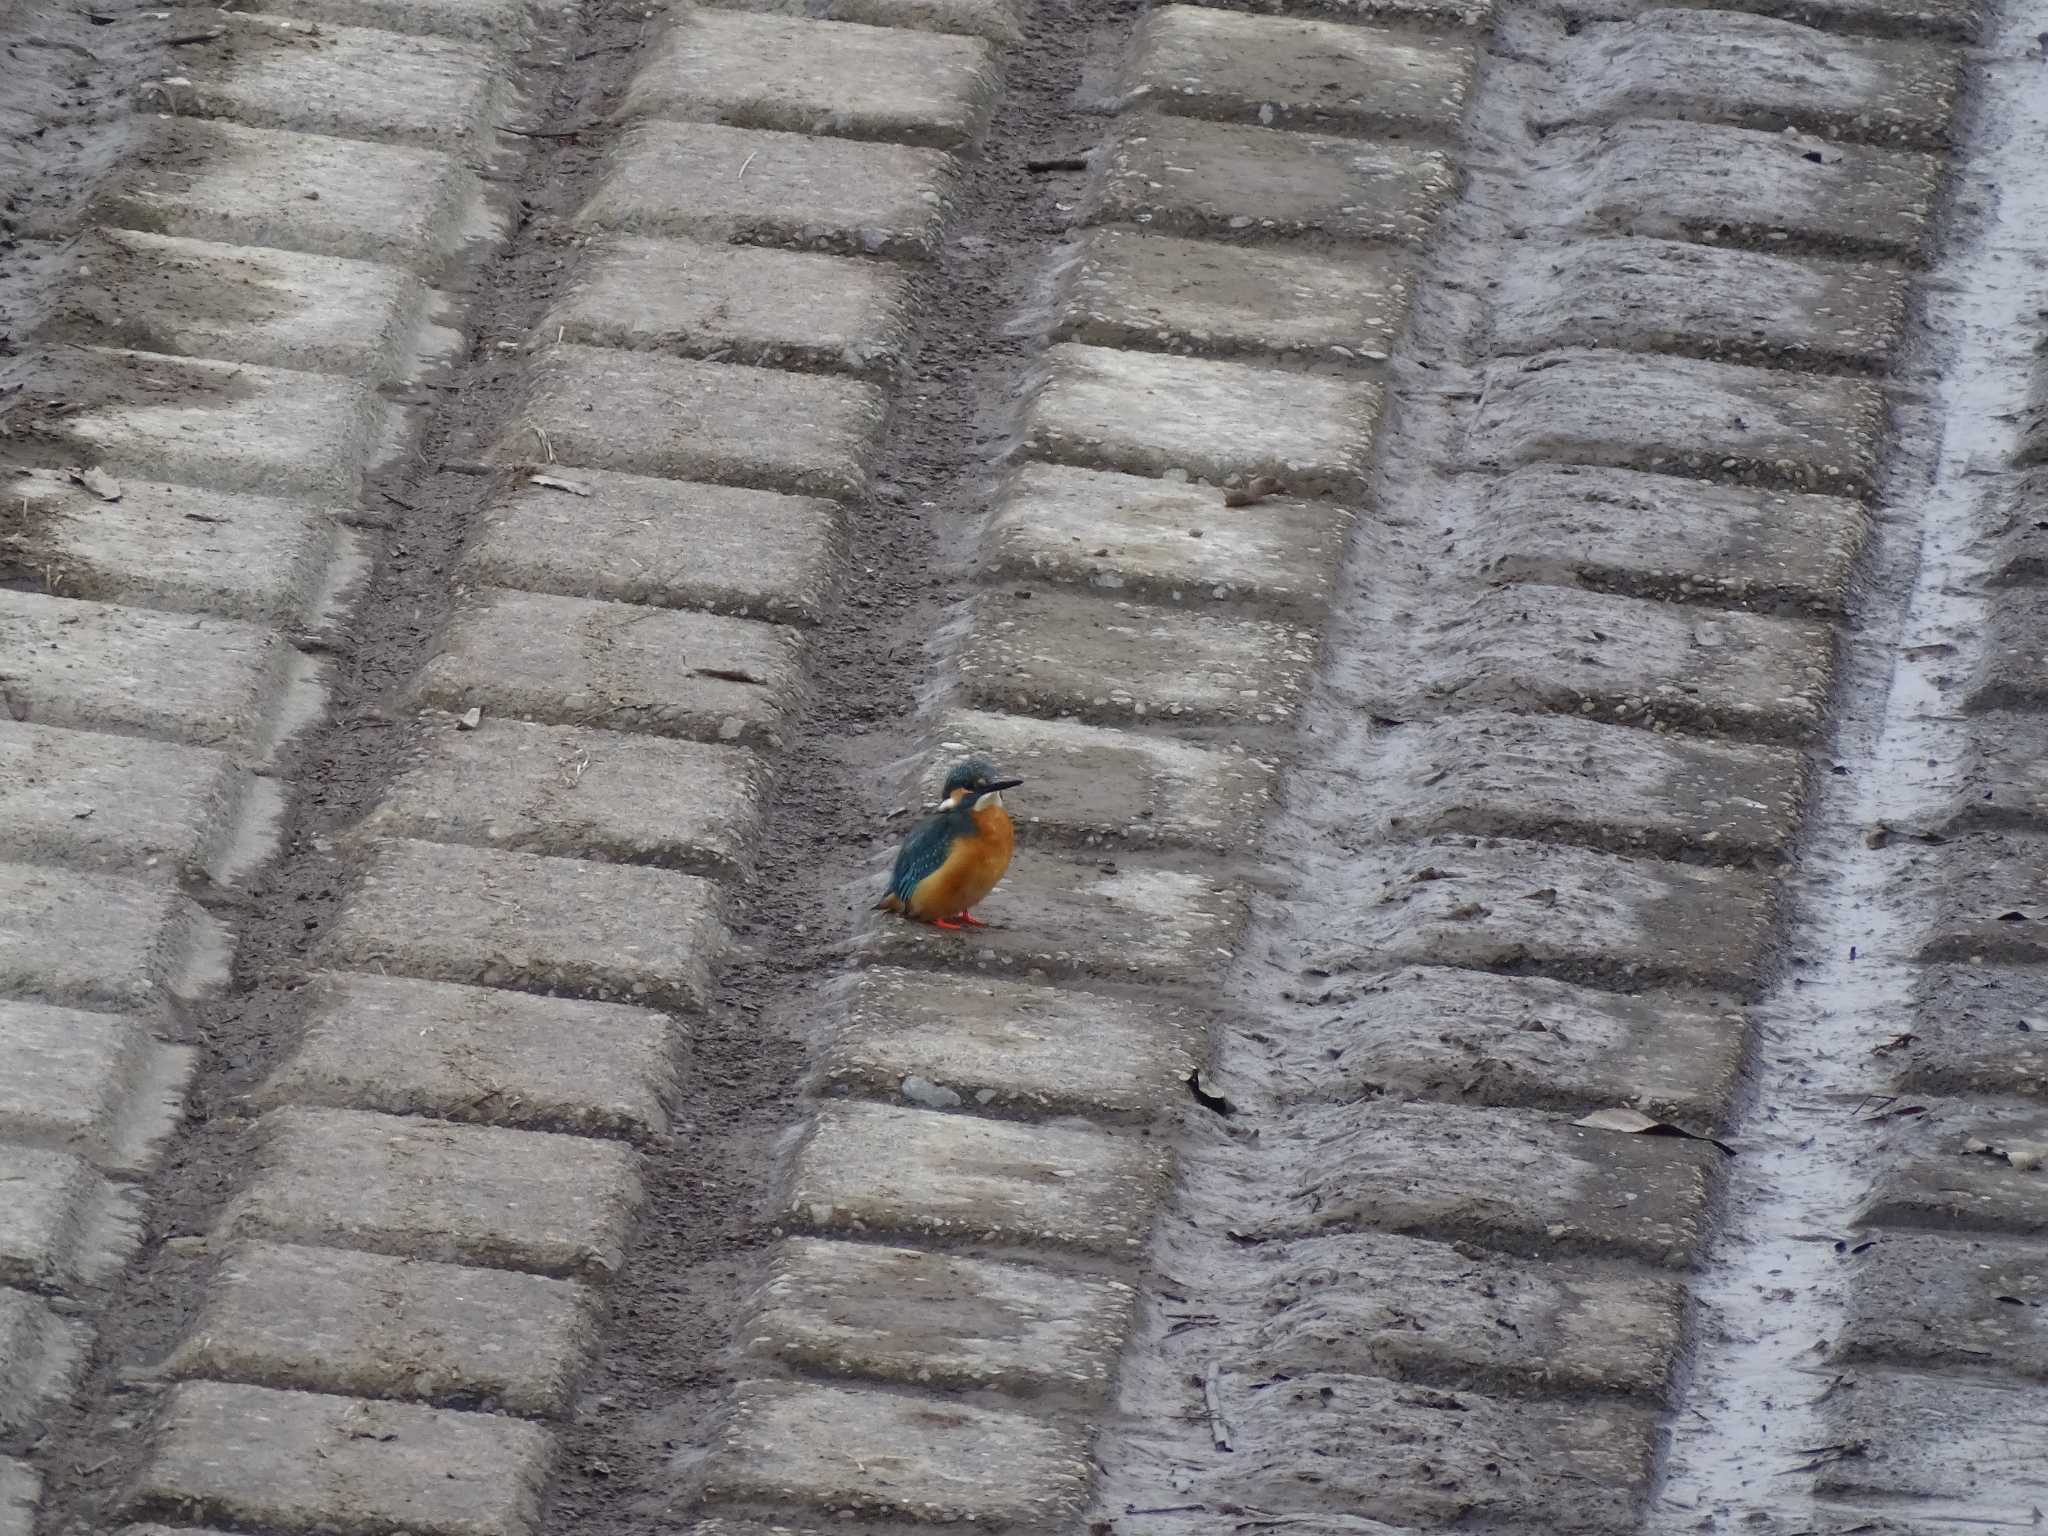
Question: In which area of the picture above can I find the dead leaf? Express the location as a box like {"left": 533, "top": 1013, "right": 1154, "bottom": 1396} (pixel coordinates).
{"left": 1574, "top": 1106, "right": 1734, "bottom": 1156}
{"left": 528, "top": 473, "right": 591, "bottom": 497}
{"left": 69, "top": 465, "right": 121, "bottom": 501}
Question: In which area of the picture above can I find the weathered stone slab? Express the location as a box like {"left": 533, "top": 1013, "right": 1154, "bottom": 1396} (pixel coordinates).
{"left": 825, "top": 967, "right": 1202, "bottom": 1117}
{"left": 704, "top": 0, "right": 1020, "bottom": 42}
{"left": 0, "top": 862, "right": 230, "bottom": 1012}
{"left": 749, "top": 1237, "right": 1136, "bottom": 1394}
{"left": 622, "top": 9, "right": 998, "bottom": 147}
{"left": 129, "top": 1381, "right": 554, "bottom": 1536}
{"left": 702, "top": 1378, "right": 1090, "bottom": 1523}
{"left": 7, "top": 467, "right": 351, "bottom": 626}
{"left": 367, "top": 717, "right": 765, "bottom": 878}
{"left": 578, "top": 120, "right": 955, "bottom": 260}
{"left": 959, "top": 587, "right": 1318, "bottom": 727}
{"left": 503, "top": 344, "right": 884, "bottom": 500}
{"left": 168, "top": 1241, "right": 599, "bottom": 1416}
{"left": 926, "top": 707, "right": 1278, "bottom": 850}
{"left": 1553, "top": 0, "right": 1982, "bottom": 42}
{"left": 1126, "top": 6, "right": 1476, "bottom": 135}
{"left": 416, "top": 588, "right": 803, "bottom": 751}
{"left": 1382, "top": 583, "right": 1834, "bottom": 742}
{"left": 1229, "top": 963, "right": 1745, "bottom": 1125}
{"left": 0, "top": 1144, "right": 143, "bottom": 1293}
{"left": 220, "top": 1107, "right": 642, "bottom": 1280}
{"left": 1371, "top": 709, "right": 1806, "bottom": 862}
{"left": 325, "top": 838, "right": 725, "bottom": 1010}
{"left": 1026, "top": 343, "right": 1382, "bottom": 495}
{"left": 1466, "top": 462, "right": 1867, "bottom": 615}
{"left": 0, "top": 1287, "right": 85, "bottom": 1435}
{"left": 1835, "top": 1232, "right": 2048, "bottom": 1378}
{"left": 1810, "top": 1369, "right": 2048, "bottom": 1512}
{"left": 987, "top": 461, "right": 1347, "bottom": 619}
{"left": 1909, "top": 833, "right": 2048, "bottom": 966}
{"left": 1185, "top": 1098, "right": 1717, "bottom": 1266}
{"left": 1091, "top": 114, "right": 1457, "bottom": 245}
{"left": 1538, "top": 10, "right": 1962, "bottom": 148}
{"left": 223, "top": 0, "right": 569, "bottom": 41}
{"left": 257, "top": 971, "right": 678, "bottom": 1137}
{"left": 1972, "top": 591, "right": 2048, "bottom": 713}
{"left": 869, "top": 848, "right": 1247, "bottom": 982}
{"left": 788, "top": 1101, "right": 1172, "bottom": 1254}
{"left": 1292, "top": 835, "right": 1774, "bottom": 993}
{"left": 1057, "top": 227, "right": 1412, "bottom": 362}
{"left": 543, "top": 237, "right": 910, "bottom": 383}
{"left": 1856, "top": 1102, "right": 2048, "bottom": 1239}
{"left": 1895, "top": 965, "right": 2048, "bottom": 1101}
{"left": 1539, "top": 119, "right": 1941, "bottom": 259}
{"left": 1491, "top": 237, "right": 1905, "bottom": 374}
{"left": 0, "top": 1000, "right": 192, "bottom": 1174}
{"left": 1465, "top": 349, "right": 1884, "bottom": 494}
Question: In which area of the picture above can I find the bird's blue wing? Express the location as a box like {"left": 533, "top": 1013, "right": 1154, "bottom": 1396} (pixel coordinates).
{"left": 887, "top": 816, "right": 955, "bottom": 904}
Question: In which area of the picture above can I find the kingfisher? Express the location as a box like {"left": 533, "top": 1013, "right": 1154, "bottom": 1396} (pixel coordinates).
{"left": 877, "top": 757, "right": 1023, "bottom": 930}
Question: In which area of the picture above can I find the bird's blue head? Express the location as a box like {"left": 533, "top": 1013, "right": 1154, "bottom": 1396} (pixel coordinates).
{"left": 939, "top": 756, "right": 1023, "bottom": 810}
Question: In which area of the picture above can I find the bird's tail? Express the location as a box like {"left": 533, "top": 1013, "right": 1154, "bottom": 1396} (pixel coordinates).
{"left": 876, "top": 892, "right": 902, "bottom": 914}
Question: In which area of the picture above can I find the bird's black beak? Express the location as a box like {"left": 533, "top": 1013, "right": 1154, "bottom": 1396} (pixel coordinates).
{"left": 983, "top": 778, "right": 1023, "bottom": 793}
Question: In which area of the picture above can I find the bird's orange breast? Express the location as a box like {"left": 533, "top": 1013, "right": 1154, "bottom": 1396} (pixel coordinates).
{"left": 906, "top": 800, "right": 1015, "bottom": 919}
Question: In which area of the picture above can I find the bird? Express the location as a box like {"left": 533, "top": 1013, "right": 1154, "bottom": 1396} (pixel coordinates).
{"left": 877, "top": 756, "right": 1023, "bottom": 930}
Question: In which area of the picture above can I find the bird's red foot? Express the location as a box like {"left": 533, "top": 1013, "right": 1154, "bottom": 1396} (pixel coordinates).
{"left": 956, "top": 912, "right": 989, "bottom": 927}
{"left": 930, "top": 915, "right": 966, "bottom": 930}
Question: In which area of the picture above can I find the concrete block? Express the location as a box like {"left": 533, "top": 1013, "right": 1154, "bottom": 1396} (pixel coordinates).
{"left": 1386, "top": 582, "right": 1833, "bottom": 742}
{"left": 1835, "top": 1233, "right": 2048, "bottom": 1379}
{"left": 416, "top": 588, "right": 802, "bottom": 751}
{"left": 870, "top": 847, "right": 1247, "bottom": 982}
{"left": 749, "top": 1236, "right": 1136, "bottom": 1394}
{"left": 1229, "top": 963, "right": 1744, "bottom": 1126}
{"left": 168, "top": 1240, "right": 600, "bottom": 1416}
{"left": 1099, "top": 1360, "right": 1658, "bottom": 1531}
{"left": 1092, "top": 115, "right": 1457, "bottom": 245}
{"left": 462, "top": 466, "right": 838, "bottom": 625}
{"left": 0, "top": 724, "right": 280, "bottom": 885}
{"left": 622, "top": 10, "right": 998, "bottom": 148}
{"left": 43, "top": 228, "right": 447, "bottom": 383}
{"left": 257, "top": 970, "right": 677, "bottom": 1136}
{"left": 1466, "top": 462, "right": 1867, "bottom": 616}
{"left": 1190, "top": 1098, "right": 1717, "bottom": 1267}
{"left": 1911, "top": 834, "right": 2048, "bottom": 965}
{"left": 0, "top": 1460, "right": 34, "bottom": 1536}
{"left": 1373, "top": 709, "right": 1806, "bottom": 862}
{"left": 1973, "top": 591, "right": 2048, "bottom": 712}
{"left": 1541, "top": 119, "right": 1941, "bottom": 260}
{"left": 4, "top": 345, "right": 387, "bottom": 501}
{"left": 1170, "top": 0, "right": 1496, "bottom": 27}
{"left": 504, "top": 344, "right": 884, "bottom": 500}
{"left": 1857, "top": 1103, "right": 2048, "bottom": 1239}
{"left": 824, "top": 966, "right": 1202, "bottom": 1117}
{"left": 324, "top": 838, "right": 725, "bottom": 1010}
{"left": 1057, "top": 226, "right": 1413, "bottom": 362}
{"left": 0, "top": 862, "right": 230, "bottom": 1011}
{"left": 0, "top": 590, "right": 313, "bottom": 759}
{"left": 703, "top": 0, "right": 1021, "bottom": 43}
{"left": 224, "top": 0, "right": 570, "bottom": 43}
{"left": 129, "top": 1381, "right": 554, "bottom": 1536}
{"left": 94, "top": 117, "right": 501, "bottom": 281}
{"left": 8, "top": 467, "right": 352, "bottom": 626}
{"left": 0, "top": 1000, "right": 193, "bottom": 1173}
{"left": 959, "top": 587, "right": 1319, "bottom": 727}
{"left": 578, "top": 119, "right": 954, "bottom": 261}
{"left": 1954, "top": 709, "right": 2048, "bottom": 828}
{"left": 1127, "top": 6, "right": 1475, "bottom": 134}
{"left": 1540, "top": 10, "right": 1961, "bottom": 148}
{"left": 1295, "top": 835, "right": 1774, "bottom": 993}
{"left": 0, "top": 1144, "right": 143, "bottom": 1293}
{"left": 367, "top": 717, "right": 765, "bottom": 878}
{"left": 220, "top": 1107, "right": 642, "bottom": 1280}
{"left": 987, "top": 461, "right": 1348, "bottom": 619}
{"left": 1559, "top": 0, "right": 1982, "bottom": 41}
{"left": 788, "top": 1100, "right": 1172, "bottom": 1254}
{"left": 927, "top": 707, "right": 1279, "bottom": 850}
{"left": 703, "top": 1378, "right": 1090, "bottom": 1522}
{"left": 1491, "top": 237, "right": 1906, "bottom": 374}
{"left": 161, "top": 14, "right": 509, "bottom": 149}
{"left": 1810, "top": 1369, "right": 2048, "bottom": 1511}
{"left": 1025, "top": 342, "right": 1380, "bottom": 495}
{"left": 0, "top": 1286, "right": 87, "bottom": 1435}
{"left": 1465, "top": 348, "right": 1883, "bottom": 495}
{"left": 1893, "top": 965, "right": 2048, "bottom": 1102}
{"left": 543, "top": 237, "right": 910, "bottom": 383}
{"left": 1147, "top": 1225, "right": 1685, "bottom": 1397}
